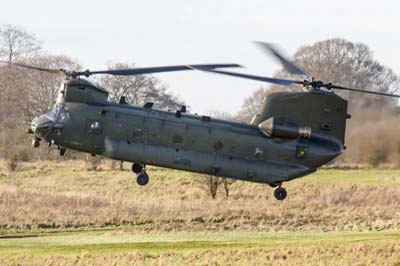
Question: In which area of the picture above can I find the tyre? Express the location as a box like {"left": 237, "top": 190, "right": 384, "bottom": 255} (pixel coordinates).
{"left": 136, "top": 172, "right": 149, "bottom": 186}
{"left": 132, "top": 163, "right": 143, "bottom": 174}
{"left": 274, "top": 187, "right": 287, "bottom": 200}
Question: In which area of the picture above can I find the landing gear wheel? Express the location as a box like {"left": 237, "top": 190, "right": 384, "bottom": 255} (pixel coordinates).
{"left": 274, "top": 187, "right": 287, "bottom": 201}
{"left": 132, "top": 163, "right": 143, "bottom": 174}
{"left": 32, "top": 138, "right": 40, "bottom": 148}
{"left": 136, "top": 172, "right": 149, "bottom": 186}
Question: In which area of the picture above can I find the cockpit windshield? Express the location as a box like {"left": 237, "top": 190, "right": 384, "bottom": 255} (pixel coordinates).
{"left": 46, "top": 105, "right": 58, "bottom": 121}
{"left": 46, "top": 104, "right": 69, "bottom": 122}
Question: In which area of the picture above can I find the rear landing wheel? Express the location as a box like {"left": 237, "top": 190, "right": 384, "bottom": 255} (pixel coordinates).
{"left": 274, "top": 187, "right": 287, "bottom": 201}
{"left": 136, "top": 172, "right": 149, "bottom": 186}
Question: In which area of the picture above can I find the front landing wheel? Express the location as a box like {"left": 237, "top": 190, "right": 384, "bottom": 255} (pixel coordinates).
{"left": 132, "top": 163, "right": 143, "bottom": 174}
{"left": 136, "top": 172, "right": 149, "bottom": 186}
{"left": 274, "top": 187, "right": 287, "bottom": 201}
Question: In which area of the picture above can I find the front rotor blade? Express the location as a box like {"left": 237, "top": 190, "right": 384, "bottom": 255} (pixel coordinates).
{"left": 192, "top": 67, "right": 301, "bottom": 86}
{"left": 0, "top": 60, "right": 66, "bottom": 75}
{"left": 81, "top": 64, "right": 242, "bottom": 77}
{"left": 254, "top": 42, "right": 309, "bottom": 76}
{"left": 331, "top": 84, "right": 400, "bottom": 98}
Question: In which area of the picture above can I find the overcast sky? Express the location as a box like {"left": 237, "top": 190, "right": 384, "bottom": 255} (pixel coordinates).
{"left": 1, "top": 0, "right": 399, "bottom": 114}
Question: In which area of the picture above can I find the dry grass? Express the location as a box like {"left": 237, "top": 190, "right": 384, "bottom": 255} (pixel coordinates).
{"left": 1, "top": 160, "right": 400, "bottom": 233}
{"left": 1, "top": 160, "right": 400, "bottom": 265}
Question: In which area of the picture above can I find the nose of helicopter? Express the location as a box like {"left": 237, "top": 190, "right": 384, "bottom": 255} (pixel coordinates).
{"left": 29, "top": 115, "right": 54, "bottom": 138}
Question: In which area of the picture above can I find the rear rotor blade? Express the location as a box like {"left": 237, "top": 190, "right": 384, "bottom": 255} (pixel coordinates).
{"left": 192, "top": 66, "right": 301, "bottom": 86}
{"left": 0, "top": 60, "right": 66, "bottom": 75}
{"left": 194, "top": 66, "right": 400, "bottom": 98}
{"left": 254, "top": 42, "right": 309, "bottom": 76}
{"left": 330, "top": 84, "right": 400, "bottom": 98}
{"left": 78, "top": 64, "right": 242, "bottom": 77}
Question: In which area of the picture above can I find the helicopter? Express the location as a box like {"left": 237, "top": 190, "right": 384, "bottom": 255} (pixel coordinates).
{"left": 3, "top": 42, "right": 400, "bottom": 201}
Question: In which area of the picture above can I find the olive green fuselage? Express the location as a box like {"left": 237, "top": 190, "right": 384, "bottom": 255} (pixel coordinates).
{"left": 33, "top": 78, "right": 347, "bottom": 185}
{"left": 51, "top": 100, "right": 342, "bottom": 184}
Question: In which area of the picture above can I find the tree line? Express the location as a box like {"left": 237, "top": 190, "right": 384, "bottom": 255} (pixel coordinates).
{"left": 0, "top": 24, "right": 184, "bottom": 126}
{"left": 0, "top": 24, "right": 185, "bottom": 169}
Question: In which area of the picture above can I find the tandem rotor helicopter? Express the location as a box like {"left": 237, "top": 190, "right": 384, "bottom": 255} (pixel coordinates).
{"left": 2, "top": 42, "right": 399, "bottom": 200}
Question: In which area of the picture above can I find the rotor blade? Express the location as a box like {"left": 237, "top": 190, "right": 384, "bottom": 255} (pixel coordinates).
{"left": 254, "top": 42, "right": 309, "bottom": 76}
{"left": 192, "top": 66, "right": 302, "bottom": 86}
{"left": 331, "top": 84, "right": 400, "bottom": 98}
{"left": 80, "top": 64, "right": 242, "bottom": 77}
{"left": 0, "top": 60, "right": 66, "bottom": 75}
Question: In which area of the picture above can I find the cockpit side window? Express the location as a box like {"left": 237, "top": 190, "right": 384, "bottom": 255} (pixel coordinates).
{"left": 57, "top": 106, "right": 70, "bottom": 123}
{"left": 46, "top": 106, "right": 58, "bottom": 121}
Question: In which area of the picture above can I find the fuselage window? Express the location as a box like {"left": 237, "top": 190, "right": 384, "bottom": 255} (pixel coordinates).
{"left": 88, "top": 120, "right": 102, "bottom": 135}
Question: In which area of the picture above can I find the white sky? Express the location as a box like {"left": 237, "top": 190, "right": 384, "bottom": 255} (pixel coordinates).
{"left": 1, "top": 0, "right": 399, "bottom": 114}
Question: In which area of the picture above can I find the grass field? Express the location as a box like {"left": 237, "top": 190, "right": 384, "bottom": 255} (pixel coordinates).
{"left": 1, "top": 160, "right": 400, "bottom": 265}
{"left": 1, "top": 230, "right": 400, "bottom": 265}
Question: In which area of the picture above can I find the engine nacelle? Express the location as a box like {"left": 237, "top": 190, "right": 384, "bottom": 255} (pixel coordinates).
{"left": 57, "top": 79, "right": 109, "bottom": 104}
{"left": 258, "top": 117, "right": 311, "bottom": 139}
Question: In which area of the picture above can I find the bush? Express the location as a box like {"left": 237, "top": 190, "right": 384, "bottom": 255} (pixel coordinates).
{"left": 197, "top": 175, "right": 235, "bottom": 199}
{"left": 0, "top": 126, "right": 33, "bottom": 171}
{"left": 86, "top": 154, "right": 102, "bottom": 171}
{"left": 366, "top": 144, "right": 389, "bottom": 167}
{"left": 7, "top": 154, "right": 18, "bottom": 171}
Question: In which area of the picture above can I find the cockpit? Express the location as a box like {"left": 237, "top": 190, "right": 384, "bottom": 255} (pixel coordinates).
{"left": 46, "top": 104, "right": 70, "bottom": 123}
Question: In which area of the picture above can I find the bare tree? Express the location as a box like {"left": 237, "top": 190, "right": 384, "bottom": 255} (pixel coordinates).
{"left": 197, "top": 175, "right": 235, "bottom": 199}
{"left": 199, "top": 175, "right": 221, "bottom": 199}
{"left": 99, "top": 62, "right": 185, "bottom": 110}
{"left": 0, "top": 25, "right": 41, "bottom": 126}
{"left": 222, "top": 178, "right": 234, "bottom": 197}
{"left": 237, "top": 38, "right": 400, "bottom": 121}
{"left": 190, "top": 110, "right": 238, "bottom": 199}
{"left": 86, "top": 154, "right": 102, "bottom": 171}
{"left": 293, "top": 38, "right": 400, "bottom": 110}
{"left": 0, "top": 65, "right": 29, "bottom": 126}
{"left": 206, "top": 110, "right": 237, "bottom": 121}
{"left": 0, "top": 54, "right": 80, "bottom": 125}
{"left": 23, "top": 54, "right": 81, "bottom": 118}
{"left": 235, "top": 86, "right": 292, "bottom": 123}
{"left": 0, "top": 24, "right": 41, "bottom": 64}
